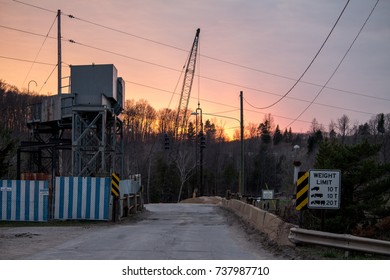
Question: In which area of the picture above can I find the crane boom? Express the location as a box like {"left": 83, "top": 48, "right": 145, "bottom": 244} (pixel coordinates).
{"left": 175, "top": 28, "right": 200, "bottom": 140}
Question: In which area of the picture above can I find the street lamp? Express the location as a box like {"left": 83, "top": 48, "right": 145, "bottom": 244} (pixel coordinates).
{"left": 293, "top": 145, "right": 301, "bottom": 198}
{"left": 203, "top": 113, "right": 240, "bottom": 125}
{"left": 28, "top": 80, "right": 37, "bottom": 94}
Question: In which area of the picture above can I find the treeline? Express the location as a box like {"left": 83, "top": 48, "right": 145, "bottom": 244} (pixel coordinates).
{"left": 1, "top": 80, "right": 390, "bottom": 194}
{"left": 0, "top": 81, "right": 43, "bottom": 137}
{"left": 1, "top": 81, "right": 389, "bottom": 238}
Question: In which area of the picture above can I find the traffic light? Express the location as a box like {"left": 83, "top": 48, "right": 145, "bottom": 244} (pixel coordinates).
{"left": 200, "top": 132, "right": 206, "bottom": 149}
{"left": 164, "top": 133, "right": 170, "bottom": 150}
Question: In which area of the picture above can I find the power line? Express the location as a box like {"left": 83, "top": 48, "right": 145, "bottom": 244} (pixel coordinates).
{"left": 5, "top": 1, "right": 384, "bottom": 133}
{"left": 12, "top": 0, "right": 56, "bottom": 14}
{"left": 11, "top": 0, "right": 387, "bottom": 102}
{"left": 125, "top": 79, "right": 315, "bottom": 126}
{"left": 38, "top": 64, "right": 57, "bottom": 94}
{"left": 0, "top": 55, "right": 56, "bottom": 66}
{"left": 64, "top": 3, "right": 389, "bottom": 103}
{"left": 125, "top": 80, "right": 237, "bottom": 109}
{"left": 67, "top": 39, "right": 181, "bottom": 73}
{"left": 284, "top": 0, "right": 380, "bottom": 129}
{"left": 167, "top": 57, "right": 188, "bottom": 110}
{"left": 21, "top": 14, "right": 57, "bottom": 87}
{"left": 6, "top": 20, "right": 388, "bottom": 107}
{"left": 64, "top": 4, "right": 385, "bottom": 102}
{"left": 3, "top": 23, "right": 385, "bottom": 115}
{"left": 0, "top": 24, "right": 56, "bottom": 39}
{"left": 245, "top": 0, "right": 350, "bottom": 110}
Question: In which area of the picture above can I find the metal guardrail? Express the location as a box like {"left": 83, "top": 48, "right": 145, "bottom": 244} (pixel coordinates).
{"left": 289, "top": 227, "right": 390, "bottom": 256}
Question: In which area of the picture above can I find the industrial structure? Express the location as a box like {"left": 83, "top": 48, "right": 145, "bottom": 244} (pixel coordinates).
{"left": 18, "top": 64, "right": 125, "bottom": 179}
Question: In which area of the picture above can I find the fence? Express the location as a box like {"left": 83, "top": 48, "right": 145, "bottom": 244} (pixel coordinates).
{"left": 0, "top": 180, "right": 49, "bottom": 222}
{"left": 1, "top": 176, "right": 143, "bottom": 222}
{"left": 54, "top": 176, "right": 111, "bottom": 220}
{"left": 119, "top": 176, "right": 143, "bottom": 217}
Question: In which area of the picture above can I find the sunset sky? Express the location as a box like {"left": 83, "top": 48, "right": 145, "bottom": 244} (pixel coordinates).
{"left": 1, "top": 0, "right": 389, "bottom": 137}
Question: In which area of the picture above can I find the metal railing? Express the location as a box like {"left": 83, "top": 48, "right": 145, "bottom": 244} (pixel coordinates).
{"left": 289, "top": 227, "right": 390, "bottom": 256}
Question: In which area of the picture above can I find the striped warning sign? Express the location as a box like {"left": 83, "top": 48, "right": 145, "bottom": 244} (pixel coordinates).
{"left": 111, "top": 172, "right": 120, "bottom": 197}
{"left": 296, "top": 171, "right": 308, "bottom": 211}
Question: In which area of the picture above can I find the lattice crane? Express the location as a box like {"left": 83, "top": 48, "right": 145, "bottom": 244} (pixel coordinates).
{"left": 174, "top": 28, "right": 200, "bottom": 140}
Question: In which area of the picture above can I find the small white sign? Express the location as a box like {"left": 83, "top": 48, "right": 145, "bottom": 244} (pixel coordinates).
{"left": 40, "top": 190, "right": 49, "bottom": 196}
{"left": 1, "top": 187, "right": 12, "bottom": 192}
{"left": 262, "top": 189, "right": 274, "bottom": 200}
{"left": 308, "top": 169, "right": 341, "bottom": 209}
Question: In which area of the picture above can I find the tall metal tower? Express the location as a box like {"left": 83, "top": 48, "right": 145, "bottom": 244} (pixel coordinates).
{"left": 174, "top": 28, "right": 200, "bottom": 140}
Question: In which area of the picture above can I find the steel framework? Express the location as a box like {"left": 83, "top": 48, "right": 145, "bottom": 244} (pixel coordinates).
{"left": 72, "top": 106, "right": 123, "bottom": 177}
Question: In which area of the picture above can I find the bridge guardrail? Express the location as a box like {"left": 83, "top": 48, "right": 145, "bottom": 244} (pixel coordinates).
{"left": 222, "top": 198, "right": 390, "bottom": 256}
{"left": 288, "top": 227, "right": 390, "bottom": 256}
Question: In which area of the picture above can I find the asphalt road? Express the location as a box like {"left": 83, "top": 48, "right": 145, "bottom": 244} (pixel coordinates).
{"left": 4, "top": 203, "right": 281, "bottom": 260}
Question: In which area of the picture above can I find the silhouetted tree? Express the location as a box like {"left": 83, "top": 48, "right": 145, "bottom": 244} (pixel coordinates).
{"left": 273, "top": 125, "right": 282, "bottom": 145}
{"left": 0, "top": 124, "right": 16, "bottom": 178}
{"left": 337, "top": 114, "right": 350, "bottom": 144}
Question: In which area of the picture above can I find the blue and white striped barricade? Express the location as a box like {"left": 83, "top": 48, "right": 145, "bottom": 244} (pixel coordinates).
{"left": 0, "top": 180, "right": 49, "bottom": 222}
{"left": 54, "top": 176, "right": 110, "bottom": 220}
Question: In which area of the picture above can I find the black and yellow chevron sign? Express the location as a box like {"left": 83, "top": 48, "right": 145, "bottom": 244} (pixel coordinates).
{"left": 111, "top": 172, "right": 120, "bottom": 197}
{"left": 296, "top": 171, "right": 308, "bottom": 211}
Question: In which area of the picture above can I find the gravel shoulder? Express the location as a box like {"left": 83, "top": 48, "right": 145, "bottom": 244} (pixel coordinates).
{"left": 0, "top": 225, "right": 106, "bottom": 259}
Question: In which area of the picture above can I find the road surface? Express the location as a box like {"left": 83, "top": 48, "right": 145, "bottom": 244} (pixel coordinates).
{"left": 1, "top": 203, "right": 283, "bottom": 260}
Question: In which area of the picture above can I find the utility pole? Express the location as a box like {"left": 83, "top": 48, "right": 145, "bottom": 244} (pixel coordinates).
{"left": 194, "top": 104, "right": 203, "bottom": 196}
{"left": 57, "top": 9, "right": 62, "bottom": 95}
{"left": 57, "top": 10, "right": 62, "bottom": 179}
{"left": 240, "top": 91, "right": 244, "bottom": 196}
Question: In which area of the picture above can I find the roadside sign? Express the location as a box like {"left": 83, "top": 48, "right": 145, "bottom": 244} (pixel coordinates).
{"left": 308, "top": 169, "right": 341, "bottom": 209}
{"left": 295, "top": 171, "right": 308, "bottom": 211}
{"left": 111, "top": 172, "right": 120, "bottom": 198}
{"left": 262, "top": 189, "right": 274, "bottom": 200}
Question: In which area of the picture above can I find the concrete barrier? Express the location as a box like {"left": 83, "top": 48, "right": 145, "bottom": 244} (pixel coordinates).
{"left": 221, "top": 198, "right": 295, "bottom": 246}
{"left": 248, "top": 205, "right": 259, "bottom": 224}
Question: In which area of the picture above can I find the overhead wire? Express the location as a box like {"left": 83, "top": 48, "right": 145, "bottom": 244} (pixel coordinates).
{"left": 38, "top": 64, "right": 57, "bottom": 94}
{"left": 126, "top": 80, "right": 237, "bottom": 110}
{"left": 64, "top": 5, "right": 386, "bottom": 103}
{"left": 21, "top": 14, "right": 57, "bottom": 87}
{"left": 125, "top": 79, "right": 314, "bottom": 126}
{"left": 284, "top": 0, "right": 380, "bottom": 129}
{"left": 8, "top": 0, "right": 388, "bottom": 127}
{"left": 10, "top": 0, "right": 387, "bottom": 103}
{"left": 167, "top": 64, "right": 186, "bottom": 110}
{"left": 245, "top": 0, "right": 350, "bottom": 110}
{"left": 2, "top": 23, "right": 381, "bottom": 116}
{"left": 67, "top": 39, "right": 180, "bottom": 73}
{"left": 0, "top": 55, "right": 56, "bottom": 66}
{"left": 0, "top": 24, "right": 56, "bottom": 39}
{"left": 12, "top": 0, "right": 56, "bottom": 14}
{"left": 60, "top": 2, "right": 390, "bottom": 112}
